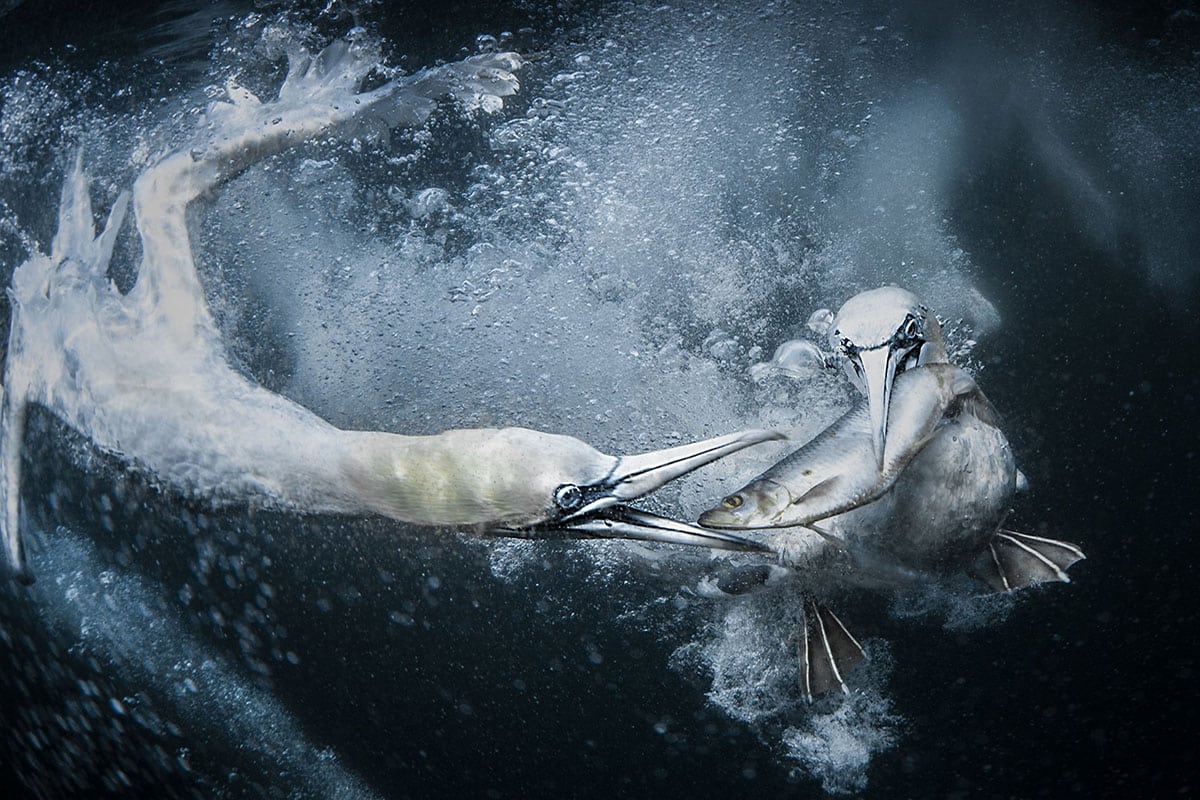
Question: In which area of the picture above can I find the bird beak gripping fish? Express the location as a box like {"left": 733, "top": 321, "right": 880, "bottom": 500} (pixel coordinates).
{"left": 828, "top": 287, "right": 941, "bottom": 470}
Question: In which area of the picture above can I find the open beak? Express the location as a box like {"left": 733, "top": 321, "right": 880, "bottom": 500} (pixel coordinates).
{"left": 593, "top": 429, "right": 785, "bottom": 509}
{"left": 495, "top": 429, "right": 783, "bottom": 552}
{"left": 854, "top": 347, "right": 901, "bottom": 470}
{"left": 564, "top": 506, "right": 772, "bottom": 553}
{"left": 567, "top": 429, "right": 783, "bottom": 551}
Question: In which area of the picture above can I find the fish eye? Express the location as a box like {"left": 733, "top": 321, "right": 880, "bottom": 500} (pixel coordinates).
{"left": 721, "top": 495, "right": 744, "bottom": 509}
{"left": 554, "top": 484, "right": 583, "bottom": 511}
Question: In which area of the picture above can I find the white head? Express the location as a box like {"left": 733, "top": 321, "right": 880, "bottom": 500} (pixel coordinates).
{"left": 829, "top": 286, "right": 944, "bottom": 468}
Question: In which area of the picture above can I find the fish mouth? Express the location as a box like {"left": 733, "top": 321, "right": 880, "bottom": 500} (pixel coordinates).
{"left": 697, "top": 506, "right": 741, "bottom": 529}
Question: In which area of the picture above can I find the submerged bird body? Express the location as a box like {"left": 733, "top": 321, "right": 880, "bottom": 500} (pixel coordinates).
{"left": 702, "top": 361, "right": 1017, "bottom": 584}
{"left": 1, "top": 41, "right": 776, "bottom": 582}
{"left": 863, "top": 395, "right": 1016, "bottom": 575}
{"left": 699, "top": 287, "right": 1084, "bottom": 698}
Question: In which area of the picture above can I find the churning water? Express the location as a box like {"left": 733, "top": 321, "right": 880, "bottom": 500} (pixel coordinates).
{"left": 1, "top": 1, "right": 1197, "bottom": 797}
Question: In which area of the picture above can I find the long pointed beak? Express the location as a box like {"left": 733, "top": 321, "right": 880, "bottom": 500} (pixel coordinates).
{"left": 564, "top": 507, "right": 772, "bottom": 553}
{"left": 598, "top": 429, "right": 785, "bottom": 508}
{"left": 855, "top": 347, "right": 899, "bottom": 470}
{"left": 496, "top": 429, "right": 784, "bottom": 553}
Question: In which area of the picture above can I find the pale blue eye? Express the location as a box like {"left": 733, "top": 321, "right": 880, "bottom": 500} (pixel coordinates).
{"left": 554, "top": 484, "right": 583, "bottom": 511}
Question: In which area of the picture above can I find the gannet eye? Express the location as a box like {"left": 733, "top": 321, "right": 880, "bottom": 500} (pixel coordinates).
{"left": 722, "top": 495, "right": 744, "bottom": 509}
{"left": 554, "top": 484, "right": 584, "bottom": 511}
{"left": 901, "top": 316, "right": 922, "bottom": 341}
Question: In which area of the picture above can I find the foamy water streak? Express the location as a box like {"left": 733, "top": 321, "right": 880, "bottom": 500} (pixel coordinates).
{"left": 30, "top": 524, "right": 380, "bottom": 800}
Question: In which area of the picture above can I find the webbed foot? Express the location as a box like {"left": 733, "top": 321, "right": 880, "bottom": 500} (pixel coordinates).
{"left": 798, "top": 596, "right": 865, "bottom": 702}
{"left": 970, "top": 530, "right": 1085, "bottom": 593}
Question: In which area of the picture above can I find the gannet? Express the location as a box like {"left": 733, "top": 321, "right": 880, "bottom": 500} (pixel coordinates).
{"left": 699, "top": 286, "right": 1084, "bottom": 700}
{"left": 0, "top": 40, "right": 778, "bottom": 584}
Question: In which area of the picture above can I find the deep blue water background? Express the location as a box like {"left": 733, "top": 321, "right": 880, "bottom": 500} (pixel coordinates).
{"left": 1, "top": 0, "right": 1198, "bottom": 797}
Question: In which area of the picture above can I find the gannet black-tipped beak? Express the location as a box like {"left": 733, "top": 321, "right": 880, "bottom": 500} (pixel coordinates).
{"left": 499, "top": 429, "right": 783, "bottom": 552}
{"left": 856, "top": 347, "right": 898, "bottom": 470}
{"left": 597, "top": 429, "right": 785, "bottom": 508}
{"left": 563, "top": 507, "right": 772, "bottom": 553}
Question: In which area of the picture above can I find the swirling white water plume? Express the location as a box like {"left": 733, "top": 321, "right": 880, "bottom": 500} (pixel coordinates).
{"left": 2, "top": 38, "right": 523, "bottom": 526}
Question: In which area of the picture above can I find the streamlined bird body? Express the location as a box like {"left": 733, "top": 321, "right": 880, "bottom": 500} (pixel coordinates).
{"left": 700, "top": 287, "right": 1084, "bottom": 699}
{"left": 0, "top": 40, "right": 776, "bottom": 584}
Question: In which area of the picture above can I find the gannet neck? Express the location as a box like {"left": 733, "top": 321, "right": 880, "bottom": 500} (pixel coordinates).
{"left": 0, "top": 43, "right": 526, "bottom": 580}
{"left": 337, "top": 427, "right": 614, "bottom": 529}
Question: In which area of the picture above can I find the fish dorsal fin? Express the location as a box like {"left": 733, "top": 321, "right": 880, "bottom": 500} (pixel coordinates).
{"left": 958, "top": 389, "right": 1003, "bottom": 429}
{"left": 940, "top": 364, "right": 1004, "bottom": 428}
{"left": 951, "top": 369, "right": 977, "bottom": 396}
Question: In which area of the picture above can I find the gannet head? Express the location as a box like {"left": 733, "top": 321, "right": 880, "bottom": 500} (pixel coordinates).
{"left": 830, "top": 286, "right": 943, "bottom": 469}
{"left": 506, "top": 428, "right": 784, "bottom": 552}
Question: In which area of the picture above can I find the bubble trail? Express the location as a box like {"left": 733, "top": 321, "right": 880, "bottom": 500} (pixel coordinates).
{"left": 29, "top": 525, "right": 382, "bottom": 800}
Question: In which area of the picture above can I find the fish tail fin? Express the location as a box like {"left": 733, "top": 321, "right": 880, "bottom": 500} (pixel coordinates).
{"left": 798, "top": 597, "right": 865, "bottom": 702}
{"left": 970, "top": 529, "right": 1085, "bottom": 593}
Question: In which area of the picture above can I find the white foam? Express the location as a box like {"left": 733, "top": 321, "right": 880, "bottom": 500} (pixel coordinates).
{"left": 888, "top": 578, "right": 1020, "bottom": 633}
{"left": 673, "top": 584, "right": 901, "bottom": 794}
{"left": 780, "top": 663, "right": 900, "bottom": 796}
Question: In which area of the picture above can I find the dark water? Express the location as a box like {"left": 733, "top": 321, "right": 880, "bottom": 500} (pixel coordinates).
{"left": 1, "top": 1, "right": 1198, "bottom": 797}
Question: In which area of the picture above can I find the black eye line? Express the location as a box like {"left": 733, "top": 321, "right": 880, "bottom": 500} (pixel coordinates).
{"left": 554, "top": 482, "right": 609, "bottom": 514}
{"left": 554, "top": 483, "right": 583, "bottom": 511}
{"left": 839, "top": 314, "right": 925, "bottom": 358}
{"left": 888, "top": 314, "right": 924, "bottom": 348}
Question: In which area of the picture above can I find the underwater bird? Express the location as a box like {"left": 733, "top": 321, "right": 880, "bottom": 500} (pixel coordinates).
{"left": 699, "top": 286, "right": 1084, "bottom": 700}
{"left": 0, "top": 40, "right": 778, "bottom": 584}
